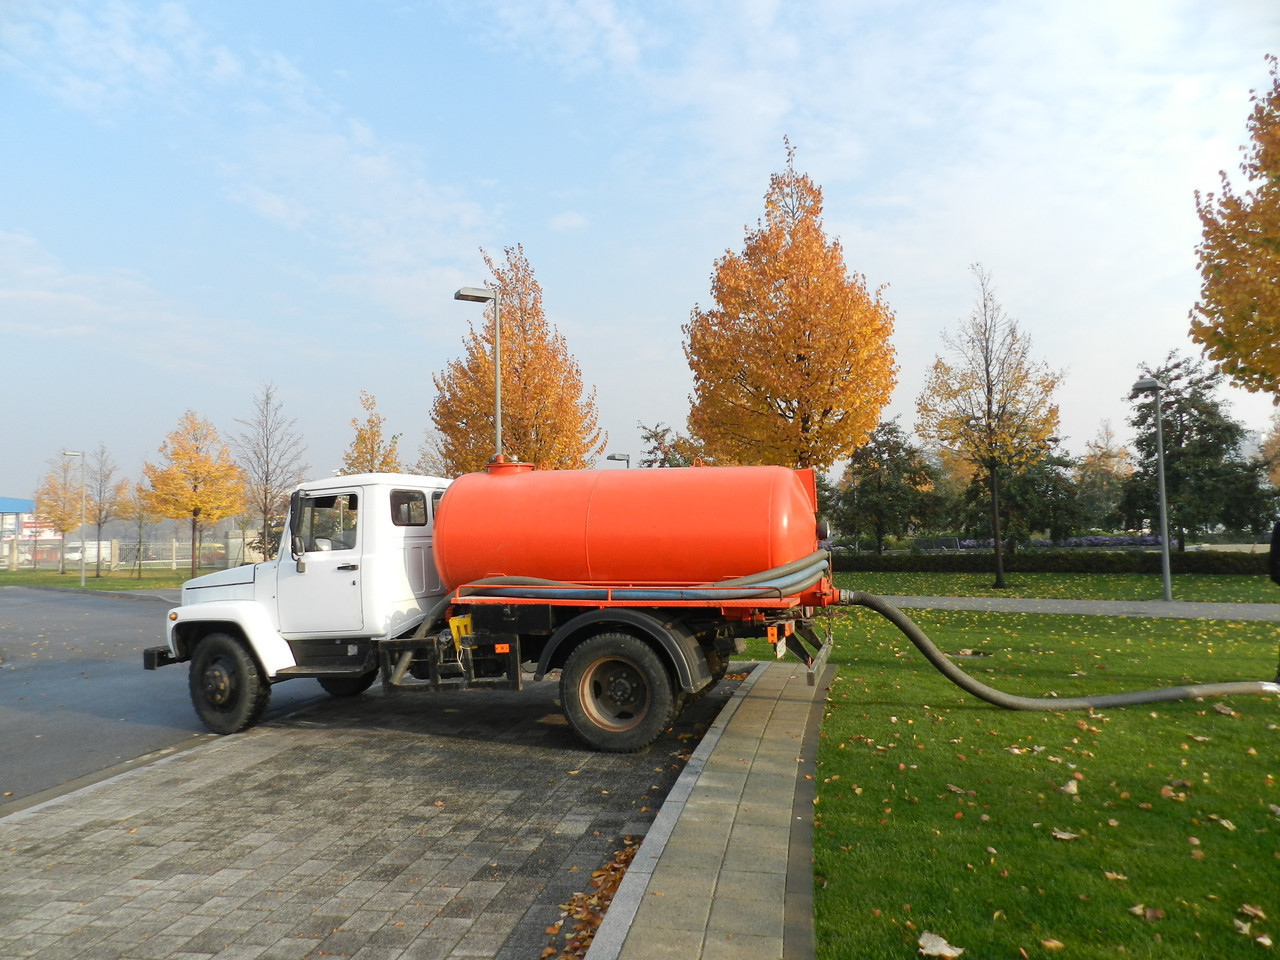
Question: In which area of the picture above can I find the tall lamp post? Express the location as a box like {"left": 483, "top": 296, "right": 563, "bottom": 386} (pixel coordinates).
{"left": 454, "top": 286, "right": 502, "bottom": 460}
{"left": 606, "top": 453, "right": 630, "bottom": 468}
{"left": 62, "top": 450, "right": 86, "bottom": 587}
{"left": 1131, "top": 378, "right": 1172, "bottom": 602}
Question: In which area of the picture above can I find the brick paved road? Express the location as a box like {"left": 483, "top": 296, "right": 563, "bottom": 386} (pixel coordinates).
{"left": 0, "top": 676, "right": 737, "bottom": 960}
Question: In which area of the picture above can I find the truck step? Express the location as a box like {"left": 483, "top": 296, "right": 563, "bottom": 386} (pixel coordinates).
{"left": 275, "top": 665, "right": 370, "bottom": 678}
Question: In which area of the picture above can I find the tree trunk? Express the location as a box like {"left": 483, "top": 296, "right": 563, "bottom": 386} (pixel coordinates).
{"left": 989, "top": 465, "right": 1006, "bottom": 589}
{"left": 190, "top": 514, "right": 199, "bottom": 580}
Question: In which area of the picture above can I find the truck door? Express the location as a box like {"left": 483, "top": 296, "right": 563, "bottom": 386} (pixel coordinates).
{"left": 277, "top": 491, "right": 365, "bottom": 636}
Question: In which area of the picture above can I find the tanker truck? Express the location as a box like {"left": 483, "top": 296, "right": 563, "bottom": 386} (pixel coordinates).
{"left": 145, "top": 458, "right": 836, "bottom": 752}
{"left": 145, "top": 458, "right": 1280, "bottom": 752}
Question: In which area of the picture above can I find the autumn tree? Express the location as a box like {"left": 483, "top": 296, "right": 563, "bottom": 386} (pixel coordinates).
{"left": 430, "top": 245, "right": 606, "bottom": 475}
{"left": 683, "top": 141, "right": 896, "bottom": 470}
{"left": 143, "top": 411, "right": 247, "bottom": 579}
{"left": 1260, "top": 410, "right": 1280, "bottom": 485}
{"left": 118, "top": 481, "right": 159, "bottom": 580}
{"left": 233, "top": 382, "right": 309, "bottom": 557}
{"left": 915, "top": 447, "right": 976, "bottom": 536}
{"left": 915, "top": 264, "right": 1061, "bottom": 587}
{"left": 1190, "top": 55, "right": 1280, "bottom": 396}
{"left": 1073, "top": 422, "right": 1134, "bottom": 531}
{"left": 340, "top": 391, "right": 403, "bottom": 475}
{"left": 33, "top": 454, "right": 82, "bottom": 574}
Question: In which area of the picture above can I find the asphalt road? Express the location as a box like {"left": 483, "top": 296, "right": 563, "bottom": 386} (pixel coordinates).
{"left": 0, "top": 587, "right": 326, "bottom": 811}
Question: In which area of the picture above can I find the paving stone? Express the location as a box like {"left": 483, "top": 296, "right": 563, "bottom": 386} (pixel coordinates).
{"left": 0, "top": 675, "right": 740, "bottom": 959}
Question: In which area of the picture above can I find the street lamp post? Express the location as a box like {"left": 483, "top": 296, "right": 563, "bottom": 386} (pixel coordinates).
{"left": 606, "top": 453, "right": 630, "bottom": 468}
{"left": 62, "top": 450, "right": 86, "bottom": 587}
{"left": 454, "top": 286, "right": 502, "bottom": 460}
{"left": 1131, "top": 378, "right": 1172, "bottom": 602}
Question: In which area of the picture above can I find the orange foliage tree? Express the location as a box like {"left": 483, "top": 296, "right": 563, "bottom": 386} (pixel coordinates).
{"left": 683, "top": 141, "right": 896, "bottom": 470}
{"left": 915, "top": 264, "right": 1061, "bottom": 587}
{"left": 1190, "top": 55, "right": 1280, "bottom": 396}
{"left": 430, "top": 244, "right": 605, "bottom": 475}
{"left": 143, "top": 411, "right": 246, "bottom": 579}
{"left": 34, "top": 455, "right": 82, "bottom": 574}
{"left": 340, "top": 390, "right": 403, "bottom": 474}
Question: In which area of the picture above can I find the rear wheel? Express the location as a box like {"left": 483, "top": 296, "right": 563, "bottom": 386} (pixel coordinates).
{"left": 560, "top": 633, "right": 675, "bottom": 752}
{"left": 188, "top": 633, "right": 271, "bottom": 734}
{"left": 318, "top": 670, "right": 378, "bottom": 697}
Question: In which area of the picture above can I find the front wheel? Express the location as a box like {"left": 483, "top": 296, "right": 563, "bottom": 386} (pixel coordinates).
{"left": 188, "top": 632, "right": 271, "bottom": 734}
{"left": 560, "top": 633, "right": 675, "bottom": 752}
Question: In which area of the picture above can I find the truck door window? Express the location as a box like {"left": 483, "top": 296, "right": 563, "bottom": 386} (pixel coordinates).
{"left": 390, "top": 490, "right": 428, "bottom": 527}
{"left": 300, "top": 493, "right": 358, "bottom": 551}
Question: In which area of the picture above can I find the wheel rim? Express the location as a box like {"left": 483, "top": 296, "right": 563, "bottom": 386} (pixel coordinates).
{"left": 201, "top": 656, "right": 238, "bottom": 709}
{"left": 577, "top": 656, "right": 650, "bottom": 732}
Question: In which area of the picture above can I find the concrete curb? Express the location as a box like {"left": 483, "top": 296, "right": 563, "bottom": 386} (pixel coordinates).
{"left": 584, "top": 661, "right": 768, "bottom": 960}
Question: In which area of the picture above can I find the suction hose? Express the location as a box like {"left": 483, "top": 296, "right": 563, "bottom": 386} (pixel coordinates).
{"left": 408, "top": 554, "right": 833, "bottom": 637}
{"left": 840, "top": 590, "right": 1280, "bottom": 710}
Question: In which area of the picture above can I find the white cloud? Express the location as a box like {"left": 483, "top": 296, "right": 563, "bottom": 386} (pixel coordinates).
{"left": 549, "top": 211, "right": 589, "bottom": 231}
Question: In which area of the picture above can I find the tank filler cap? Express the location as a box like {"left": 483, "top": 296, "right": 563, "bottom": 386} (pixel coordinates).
{"left": 485, "top": 456, "right": 535, "bottom": 476}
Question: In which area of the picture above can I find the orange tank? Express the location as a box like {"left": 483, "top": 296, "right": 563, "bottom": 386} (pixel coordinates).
{"left": 432, "top": 459, "right": 820, "bottom": 590}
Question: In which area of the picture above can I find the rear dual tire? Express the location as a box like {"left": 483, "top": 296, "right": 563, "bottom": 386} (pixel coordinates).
{"left": 560, "top": 633, "right": 676, "bottom": 753}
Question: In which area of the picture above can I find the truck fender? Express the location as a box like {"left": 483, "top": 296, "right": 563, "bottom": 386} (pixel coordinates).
{"left": 534, "top": 609, "right": 712, "bottom": 694}
{"left": 166, "top": 600, "right": 297, "bottom": 677}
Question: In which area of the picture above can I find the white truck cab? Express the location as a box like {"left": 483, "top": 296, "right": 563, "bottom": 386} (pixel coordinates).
{"left": 147, "top": 473, "right": 451, "bottom": 732}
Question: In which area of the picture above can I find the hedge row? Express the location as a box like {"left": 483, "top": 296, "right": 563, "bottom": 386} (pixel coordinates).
{"left": 831, "top": 549, "right": 1270, "bottom": 576}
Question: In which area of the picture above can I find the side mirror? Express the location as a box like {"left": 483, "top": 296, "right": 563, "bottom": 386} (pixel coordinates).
{"left": 288, "top": 491, "right": 307, "bottom": 568}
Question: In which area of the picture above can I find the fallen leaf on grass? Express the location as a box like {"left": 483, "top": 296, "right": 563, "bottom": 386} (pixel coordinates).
{"left": 917, "top": 930, "right": 964, "bottom": 957}
{"left": 1041, "top": 939, "right": 1065, "bottom": 950}
{"left": 1058, "top": 780, "right": 1078, "bottom": 796}
{"left": 1103, "top": 871, "right": 1127, "bottom": 882}
{"left": 1212, "top": 703, "right": 1239, "bottom": 717}
{"left": 1051, "top": 828, "right": 1079, "bottom": 841}
{"left": 1240, "top": 904, "right": 1268, "bottom": 922}
{"left": 1129, "top": 905, "right": 1164, "bottom": 921}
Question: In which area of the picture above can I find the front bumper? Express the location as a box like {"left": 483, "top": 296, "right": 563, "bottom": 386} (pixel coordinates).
{"left": 143, "top": 645, "right": 184, "bottom": 670}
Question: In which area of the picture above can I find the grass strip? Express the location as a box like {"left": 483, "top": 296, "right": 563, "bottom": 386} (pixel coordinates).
{"left": 0, "top": 568, "right": 193, "bottom": 590}
{"left": 801, "top": 608, "right": 1279, "bottom": 958}
{"left": 835, "top": 571, "right": 1280, "bottom": 604}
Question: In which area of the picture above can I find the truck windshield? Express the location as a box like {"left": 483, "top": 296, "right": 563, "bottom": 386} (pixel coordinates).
{"left": 298, "top": 493, "right": 359, "bottom": 551}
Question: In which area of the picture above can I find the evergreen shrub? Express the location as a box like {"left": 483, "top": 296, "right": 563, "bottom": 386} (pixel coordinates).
{"left": 831, "top": 549, "right": 1268, "bottom": 576}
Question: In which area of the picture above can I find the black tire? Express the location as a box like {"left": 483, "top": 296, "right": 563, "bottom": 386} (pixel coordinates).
{"left": 188, "top": 632, "right": 271, "bottom": 734}
{"left": 318, "top": 671, "right": 378, "bottom": 697}
{"left": 560, "top": 632, "right": 675, "bottom": 753}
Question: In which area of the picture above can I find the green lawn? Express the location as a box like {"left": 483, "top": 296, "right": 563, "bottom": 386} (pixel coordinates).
{"left": 794, "top": 608, "right": 1280, "bottom": 959}
{"left": 0, "top": 567, "right": 193, "bottom": 590}
{"left": 835, "top": 570, "right": 1280, "bottom": 604}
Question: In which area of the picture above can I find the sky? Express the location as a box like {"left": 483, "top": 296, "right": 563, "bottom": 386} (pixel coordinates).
{"left": 2, "top": 0, "right": 1279, "bottom": 501}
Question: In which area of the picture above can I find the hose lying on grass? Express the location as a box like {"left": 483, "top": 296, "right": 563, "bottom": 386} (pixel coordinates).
{"left": 839, "top": 590, "right": 1280, "bottom": 711}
